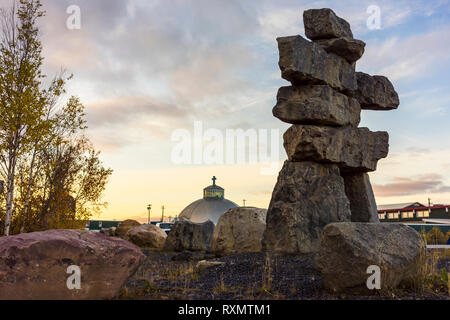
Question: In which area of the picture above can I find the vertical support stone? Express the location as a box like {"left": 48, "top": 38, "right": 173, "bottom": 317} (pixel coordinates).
{"left": 342, "top": 172, "right": 380, "bottom": 223}
{"left": 262, "top": 161, "right": 351, "bottom": 254}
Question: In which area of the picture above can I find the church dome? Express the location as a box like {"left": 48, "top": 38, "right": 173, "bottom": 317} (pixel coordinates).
{"left": 178, "top": 176, "right": 238, "bottom": 224}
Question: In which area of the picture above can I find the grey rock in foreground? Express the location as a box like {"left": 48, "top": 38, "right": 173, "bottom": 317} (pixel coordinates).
{"left": 278, "top": 35, "right": 357, "bottom": 94}
{"left": 262, "top": 161, "right": 351, "bottom": 254}
{"left": 211, "top": 207, "right": 267, "bottom": 256}
{"left": 283, "top": 125, "right": 389, "bottom": 172}
{"left": 355, "top": 72, "right": 400, "bottom": 110}
{"left": 127, "top": 224, "right": 167, "bottom": 249}
{"left": 0, "top": 229, "right": 145, "bottom": 300}
{"left": 303, "top": 8, "right": 353, "bottom": 40}
{"left": 315, "top": 223, "right": 425, "bottom": 293}
{"left": 315, "top": 37, "right": 365, "bottom": 64}
{"left": 343, "top": 173, "right": 380, "bottom": 223}
{"left": 164, "top": 218, "right": 214, "bottom": 252}
{"left": 273, "top": 85, "right": 361, "bottom": 126}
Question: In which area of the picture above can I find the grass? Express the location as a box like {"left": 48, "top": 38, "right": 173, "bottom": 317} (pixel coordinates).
{"left": 400, "top": 248, "right": 449, "bottom": 296}
{"left": 261, "top": 253, "right": 273, "bottom": 292}
{"left": 212, "top": 275, "right": 228, "bottom": 294}
{"left": 117, "top": 278, "right": 160, "bottom": 299}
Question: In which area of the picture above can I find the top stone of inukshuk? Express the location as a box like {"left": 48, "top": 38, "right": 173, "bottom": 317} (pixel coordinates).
{"left": 262, "top": 8, "right": 400, "bottom": 254}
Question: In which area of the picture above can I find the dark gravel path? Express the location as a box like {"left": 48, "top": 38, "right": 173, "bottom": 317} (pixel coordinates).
{"left": 119, "top": 250, "right": 449, "bottom": 300}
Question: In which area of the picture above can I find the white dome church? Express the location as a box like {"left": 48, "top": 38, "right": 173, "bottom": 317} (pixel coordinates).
{"left": 178, "top": 176, "right": 238, "bottom": 225}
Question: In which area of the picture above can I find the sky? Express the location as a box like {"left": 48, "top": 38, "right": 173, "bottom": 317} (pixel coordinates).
{"left": 3, "top": 0, "right": 449, "bottom": 221}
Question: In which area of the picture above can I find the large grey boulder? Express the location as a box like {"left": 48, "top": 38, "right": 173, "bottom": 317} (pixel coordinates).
{"left": 277, "top": 35, "right": 357, "bottom": 94}
{"left": 262, "top": 161, "right": 351, "bottom": 254}
{"left": 355, "top": 72, "right": 400, "bottom": 110}
{"left": 211, "top": 207, "right": 267, "bottom": 256}
{"left": 315, "top": 37, "right": 365, "bottom": 64}
{"left": 303, "top": 8, "right": 353, "bottom": 40}
{"left": 283, "top": 125, "right": 389, "bottom": 172}
{"left": 343, "top": 173, "right": 380, "bottom": 223}
{"left": 315, "top": 223, "right": 425, "bottom": 293}
{"left": 273, "top": 85, "right": 360, "bottom": 127}
{"left": 115, "top": 219, "right": 141, "bottom": 240}
{"left": 127, "top": 224, "right": 167, "bottom": 249}
{"left": 164, "top": 218, "right": 214, "bottom": 252}
{"left": 0, "top": 229, "right": 145, "bottom": 300}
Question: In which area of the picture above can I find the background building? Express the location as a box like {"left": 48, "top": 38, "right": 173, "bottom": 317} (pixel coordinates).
{"left": 377, "top": 202, "right": 450, "bottom": 223}
{"left": 178, "top": 176, "right": 238, "bottom": 225}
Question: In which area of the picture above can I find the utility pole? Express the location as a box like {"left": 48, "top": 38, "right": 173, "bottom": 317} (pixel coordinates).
{"left": 147, "top": 204, "right": 152, "bottom": 224}
{"left": 161, "top": 205, "right": 165, "bottom": 222}
{"left": 428, "top": 198, "right": 432, "bottom": 208}
{"left": 243, "top": 199, "right": 246, "bottom": 207}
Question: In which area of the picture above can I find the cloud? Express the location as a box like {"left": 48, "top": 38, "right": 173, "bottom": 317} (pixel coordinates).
{"left": 405, "top": 147, "right": 430, "bottom": 154}
{"left": 358, "top": 27, "right": 450, "bottom": 81}
{"left": 373, "top": 173, "right": 450, "bottom": 197}
{"left": 35, "top": 0, "right": 268, "bottom": 151}
{"left": 86, "top": 96, "right": 188, "bottom": 127}
{"left": 85, "top": 95, "right": 191, "bottom": 151}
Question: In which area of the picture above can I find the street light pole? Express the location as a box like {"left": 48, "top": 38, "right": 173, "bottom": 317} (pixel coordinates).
{"left": 147, "top": 204, "right": 152, "bottom": 224}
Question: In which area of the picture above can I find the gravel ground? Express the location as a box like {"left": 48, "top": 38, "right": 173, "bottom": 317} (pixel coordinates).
{"left": 119, "top": 250, "right": 450, "bottom": 300}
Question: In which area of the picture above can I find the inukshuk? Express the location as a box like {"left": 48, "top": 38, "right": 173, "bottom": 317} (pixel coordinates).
{"left": 262, "top": 8, "right": 399, "bottom": 254}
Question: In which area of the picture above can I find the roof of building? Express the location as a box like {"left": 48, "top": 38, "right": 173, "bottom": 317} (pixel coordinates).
{"left": 422, "top": 219, "right": 450, "bottom": 225}
{"left": 377, "top": 202, "right": 450, "bottom": 213}
{"left": 377, "top": 202, "right": 424, "bottom": 211}
{"left": 178, "top": 198, "right": 238, "bottom": 225}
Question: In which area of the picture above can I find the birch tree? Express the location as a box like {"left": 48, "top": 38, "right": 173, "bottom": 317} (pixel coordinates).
{"left": 0, "top": 0, "right": 71, "bottom": 235}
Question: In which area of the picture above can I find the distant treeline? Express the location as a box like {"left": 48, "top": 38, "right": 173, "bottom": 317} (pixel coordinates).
{"left": 423, "top": 228, "right": 450, "bottom": 245}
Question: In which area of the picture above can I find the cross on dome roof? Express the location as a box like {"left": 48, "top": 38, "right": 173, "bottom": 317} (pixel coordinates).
{"left": 203, "top": 176, "right": 224, "bottom": 199}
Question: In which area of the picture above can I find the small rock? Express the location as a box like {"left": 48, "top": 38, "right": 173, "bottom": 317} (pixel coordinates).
{"left": 277, "top": 35, "right": 357, "bottom": 94}
{"left": 303, "top": 8, "right": 353, "bottom": 40}
{"left": 115, "top": 219, "right": 141, "bottom": 240}
{"left": 212, "top": 207, "right": 267, "bottom": 256}
{"left": 127, "top": 224, "right": 167, "bottom": 249}
{"left": 100, "top": 227, "right": 116, "bottom": 237}
{"left": 283, "top": 125, "right": 389, "bottom": 172}
{"left": 196, "top": 260, "right": 225, "bottom": 272}
{"left": 315, "top": 37, "right": 365, "bottom": 64}
{"left": 273, "top": 85, "right": 361, "bottom": 126}
{"left": 164, "top": 218, "right": 214, "bottom": 252}
{"left": 343, "top": 172, "right": 380, "bottom": 223}
{"left": 355, "top": 72, "right": 400, "bottom": 110}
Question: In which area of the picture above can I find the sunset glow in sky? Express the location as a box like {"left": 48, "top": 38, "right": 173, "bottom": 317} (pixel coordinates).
{"left": 15, "top": 0, "right": 450, "bottom": 221}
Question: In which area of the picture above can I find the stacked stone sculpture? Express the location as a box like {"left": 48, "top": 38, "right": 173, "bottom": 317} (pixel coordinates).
{"left": 263, "top": 8, "right": 400, "bottom": 254}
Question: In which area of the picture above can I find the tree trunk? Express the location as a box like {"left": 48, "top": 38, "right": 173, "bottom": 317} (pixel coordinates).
{"left": 19, "top": 149, "right": 37, "bottom": 233}
{"left": 4, "top": 155, "right": 16, "bottom": 236}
